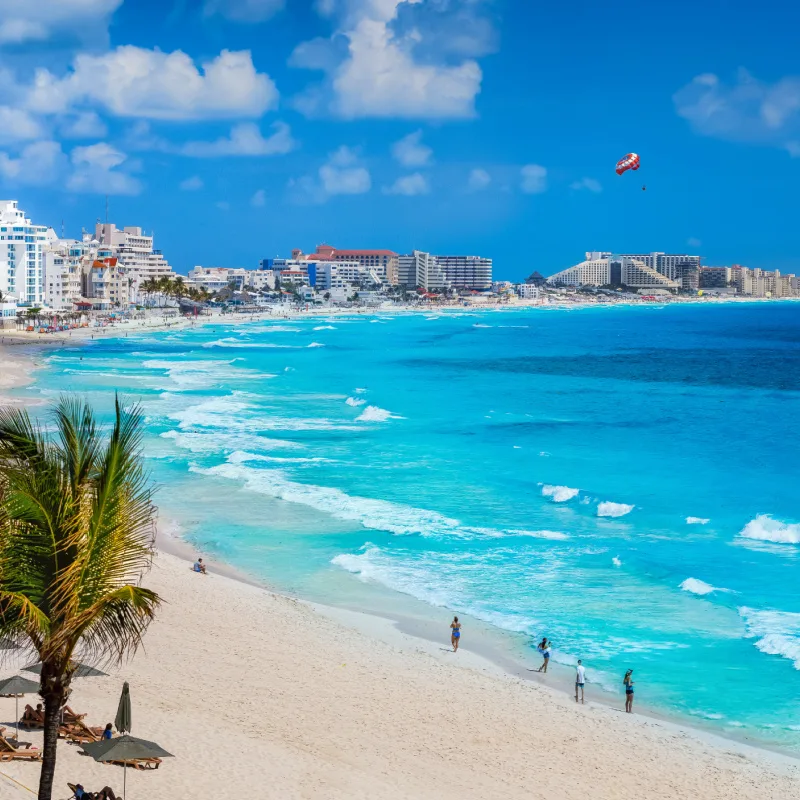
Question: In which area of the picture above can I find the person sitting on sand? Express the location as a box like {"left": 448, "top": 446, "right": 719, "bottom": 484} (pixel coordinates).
{"left": 450, "top": 616, "right": 462, "bottom": 652}
{"left": 23, "top": 703, "right": 44, "bottom": 723}
{"left": 536, "top": 638, "right": 551, "bottom": 673}
{"left": 623, "top": 669, "right": 635, "bottom": 713}
{"left": 102, "top": 723, "right": 113, "bottom": 740}
{"left": 193, "top": 557, "right": 207, "bottom": 574}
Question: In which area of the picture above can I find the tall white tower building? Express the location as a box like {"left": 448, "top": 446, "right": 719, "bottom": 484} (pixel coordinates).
{"left": 0, "top": 200, "right": 49, "bottom": 307}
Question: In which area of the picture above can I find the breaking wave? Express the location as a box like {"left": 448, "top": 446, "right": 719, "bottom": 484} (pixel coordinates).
{"left": 356, "top": 405, "right": 405, "bottom": 422}
{"left": 541, "top": 484, "right": 579, "bottom": 503}
{"left": 740, "top": 607, "right": 800, "bottom": 669}
{"left": 597, "top": 501, "right": 634, "bottom": 518}
{"left": 738, "top": 514, "right": 800, "bottom": 544}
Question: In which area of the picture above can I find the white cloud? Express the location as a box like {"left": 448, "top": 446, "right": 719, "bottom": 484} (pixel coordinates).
{"left": 687, "top": 237, "right": 702, "bottom": 248}
{"left": 181, "top": 122, "right": 296, "bottom": 157}
{"left": 570, "top": 177, "right": 602, "bottom": 193}
{"left": 60, "top": 112, "right": 108, "bottom": 139}
{"left": 319, "top": 146, "right": 371, "bottom": 194}
{"left": 520, "top": 164, "right": 547, "bottom": 194}
{"left": 251, "top": 189, "right": 266, "bottom": 207}
{"left": 382, "top": 172, "right": 429, "bottom": 196}
{"left": 28, "top": 46, "right": 277, "bottom": 121}
{"left": 290, "top": 145, "right": 371, "bottom": 203}
{"left": 674, "top": 69, "right": 800, "bottom": 153}
{"left": 392, "top": 130, "right": 432, "bottom": 167}
{"left": 468, "top": 167, "right": 490, "bottom": 191}
{"left": 0, "top": 140, "right": 67, "bottom": 185}
{"left": 203, "top": 0, "right": 285, "bottom": 22}
{"left": 291, "top": 0, "right": 483, "bottom": 119}
{"left": 67, "top": 142, "right": 142, "bottom": 195}
{"left": 180, "top": 175, "right": 204, "bottom": 191}
{"left": 0, "top": 0, "right": 122, "bottom": 44}
{"left": 0, "top": 107, "right": 46, "bottom": 144}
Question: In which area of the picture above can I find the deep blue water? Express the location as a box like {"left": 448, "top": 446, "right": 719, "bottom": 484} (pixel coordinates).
{"left": 21, "top": 303, "right": 800, "bottom": 748}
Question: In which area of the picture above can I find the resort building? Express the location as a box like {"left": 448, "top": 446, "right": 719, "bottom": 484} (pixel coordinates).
{"left": 398, "top": 251, "right": 451, "bottom": 292}
{"left": 547, "top": 256, "right": 610, "bottom": 286}
{"left": 83, "top": 258, "right": 130, "bottom": 309}
{"left": 548, "top": 255, "right": 679, "bottom": 290}
{"left": 0, "top": 200, "right": 50, "bottom": 308}
{"left": 615, "top": 252, "right": 702, "bottom": 282}
{"left": 435, "top": 255, "right": 493, "bottom": 290}
{"left": 517, "top": 284, "right": 540, "bottom": 299}
{"left": 699, "top": 267, "right": 731, "bottom": 289}
{"left": 44, "top": 239, "right": 87, "bottom": 311}
{"left": 94, "top": 222, "right": 175, "bottom": 300}
{"left": 289, "top": 245, "right": 399, "bottom": 285}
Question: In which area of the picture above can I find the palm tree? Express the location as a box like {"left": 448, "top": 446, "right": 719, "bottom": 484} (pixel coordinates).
{"left": 0, "top": 396, "right": 161, "bottom": 800}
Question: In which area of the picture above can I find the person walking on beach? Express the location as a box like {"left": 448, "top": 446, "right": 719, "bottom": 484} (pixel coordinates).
{"left": 575, "top": 659, "right": 586, "bottom": 703}
{"left": 536, "top": 638, "right": 551, "bottom": 673}
{"left": 623, "top": 669, "right": 635, "bottom": 712}
{"left": 450, "top": 616, "right": 461, "bottom": 652}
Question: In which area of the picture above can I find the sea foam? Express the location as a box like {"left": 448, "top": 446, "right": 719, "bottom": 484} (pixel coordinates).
{"left": 597, "top": 501, "right": 634, "bottom": 518}
{"left": 356, "top": 405, "right": 404, "bottom": 422}
{"left": 345, "top": 397, "right": 366, "bottom": 407}
{"left": 680, "top": 578, "right": 730, "bottom": 596}
{"left": 686, "top": 517, "right": 710, "bottom": 525}
{"left": 541, "top": 484, "right": 579, "bottom": 503}
{"left": 738, "top": 514, "right": 800, "bottom": 544}
{"left": 739, "top": 607, "right": 800, "bottom": 669}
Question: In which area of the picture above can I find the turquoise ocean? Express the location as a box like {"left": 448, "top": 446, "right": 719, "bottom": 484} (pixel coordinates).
{"left": 18, "top": 302, "right": 800, "bottom": 749}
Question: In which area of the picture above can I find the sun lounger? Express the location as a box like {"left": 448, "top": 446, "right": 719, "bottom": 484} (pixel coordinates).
{"left": 107, "top": 756, "right": 161, "bottom": 770}
{"left": 18, "top": 706, "right": 44, "bottom": 730}
{"left": 0, "top": 733, "right": 41, "bottom": 761}
{"left": 63, "top": 719, "right": 104, "bottom": 743}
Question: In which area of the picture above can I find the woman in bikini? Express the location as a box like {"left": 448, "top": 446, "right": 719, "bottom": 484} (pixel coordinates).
{"left": 624, "top": 669, "right": 635, "bottom": 712}
{"left": 450, "top": 616, "right": 462, "bottom": 652}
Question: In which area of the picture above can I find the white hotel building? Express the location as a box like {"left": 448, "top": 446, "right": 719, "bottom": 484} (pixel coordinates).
{"left": 0, "top": 200, "right": 50, "bottom": 309}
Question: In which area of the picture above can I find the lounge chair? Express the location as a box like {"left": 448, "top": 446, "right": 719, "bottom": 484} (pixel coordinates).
{"left": 63, "top": 719, "right": 104, "bottom": 744}
{"left": 62, "top": 706, "right": 87, "bottom": 724}
{"left": 0, "top": 732, "right": 41, "bottom": 761}
{"left": 107, "top": 756, "right": 161, "bottom": 770}
{"left": 67, "top": 783, "right": 119, "bottom": 800}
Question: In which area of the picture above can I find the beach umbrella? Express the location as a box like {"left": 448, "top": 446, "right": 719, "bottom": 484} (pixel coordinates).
{"left": 23, "top": 661, "right": 107, "bottom": 678}
{"left": 0, "top": 675, "right": 40, "bottom": 741}
{"left": 82, "top": 735, "right": 173, "bottom": 799}
{"left": 114, "top": 682, "right": 131, "bottom": 734}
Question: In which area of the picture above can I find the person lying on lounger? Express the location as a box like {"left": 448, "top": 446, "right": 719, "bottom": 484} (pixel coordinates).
{"left": 62, "top": 705, "right": 86, "bottom": 723}
{"left": 72, "top": 783, "right": 118, "bottom": 800}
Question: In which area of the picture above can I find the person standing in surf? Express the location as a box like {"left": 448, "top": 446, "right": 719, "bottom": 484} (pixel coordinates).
{"left": 623, "top": 669, "right": 635, "bottom": 712}
{"left": 575, "top": 659, "right": 586, "bottom": 703}
{"left": 450, "top": 616, "right": 462, "bottom": 652}
{"left": 537, "top": 638, "right": 551, "bottom": 673}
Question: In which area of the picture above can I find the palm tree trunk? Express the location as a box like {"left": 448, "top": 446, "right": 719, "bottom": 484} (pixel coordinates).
{"left": 38, "top": 682, "right": 65, "bottom": 800}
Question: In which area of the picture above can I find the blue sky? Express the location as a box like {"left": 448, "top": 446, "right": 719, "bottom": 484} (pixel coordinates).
{"left": 0, "top": 0, "right": 798, "bottom": 279}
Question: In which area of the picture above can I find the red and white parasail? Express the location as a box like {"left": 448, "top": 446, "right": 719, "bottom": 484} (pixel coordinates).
{"left": 615, "top": 153, "right": 640, "bottom": 175}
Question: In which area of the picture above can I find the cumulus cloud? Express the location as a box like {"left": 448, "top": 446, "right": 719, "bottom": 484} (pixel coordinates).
{"left": 180, "top": 122, "right": 296, "bottom": 157}
{"left": 0, "top": 0, "right": 122, "bottom": 44}
{"left": 27, "top": 46, "right": 277, "bottom": 121}
{"left": 570, "top": 177, "right": 602, "bottom": 193}
{"left": 203, "top": 0, "right": 285, "bottom": 22}
{"left": 60, "top": 112, "right": 108, "bottom": 139}
{"left": 521, "top": 164, "right": 547, "bottom": 194}
{"left": 67, "top": 142, "right": 142, "bottom": 195}
{"left": 392, "top": 130, "right": 432, "bottom": 167}
{"left": 180, "top": 175, "right": 204, "bottom": 191}
{"left": 467, "top": 168, "right": 491, "bottom": 191}
{"left": 319, "top": 146, "right": 371, "bottom": 194}
{"left": 0, "top": 107, "right": 46, "bottom": 144}
{"left": 382, "top": 172, "right": 429, "bottom": 196}
{"left": 0, "top": 140, "right": 67, "bottom": 185}
{"left": 674, "top": 69, "right": 800, "bottom": 155}
{"left": 290, "top": 145, "right": 371, "bottom": 203}
{"left": 291, "top": 0, "right": 484, "bottom": 119}
{"left": 251, "top": 189, "right": 266, "bottom": 207}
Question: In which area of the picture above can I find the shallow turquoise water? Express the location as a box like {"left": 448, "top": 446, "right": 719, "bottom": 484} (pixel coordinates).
{"left": 21, "top": 303, "right": 800, "bottom": 747}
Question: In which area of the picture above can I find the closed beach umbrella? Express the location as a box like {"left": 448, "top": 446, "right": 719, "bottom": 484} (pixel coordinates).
{"left": 0, "top": 675, "right": 40, "bottom": 741}
{"left": 115, "top": 682, "right": 132, "bottom": 734}
{"left": 82, "top": 735, "right": 173, "bottom": 799}
{"left": 23, "top": 661, "right": 107, "bottom": 678}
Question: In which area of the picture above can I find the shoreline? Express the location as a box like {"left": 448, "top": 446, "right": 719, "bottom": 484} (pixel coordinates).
{"left": 2, "top": 310, "right": 800, "bottom": 796}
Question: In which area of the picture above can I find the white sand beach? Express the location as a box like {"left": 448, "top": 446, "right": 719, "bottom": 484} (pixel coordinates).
{"left": 0, "top": 549, "right": 799, "bottom": 800}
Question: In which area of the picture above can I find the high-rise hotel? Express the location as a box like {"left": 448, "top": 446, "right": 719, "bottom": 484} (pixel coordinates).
{"left": 0, "top": 200, "right": 50, "bottom": 307}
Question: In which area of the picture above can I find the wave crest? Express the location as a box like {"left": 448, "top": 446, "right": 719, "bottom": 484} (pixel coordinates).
{"left": 541, "top": 484, "right": 579, "bottom": 503}
{"left": 597, "top": 501, "right": 634, "bottom": 518}
{"left": 738, "top": 514, "right": 800, "bottom": 544}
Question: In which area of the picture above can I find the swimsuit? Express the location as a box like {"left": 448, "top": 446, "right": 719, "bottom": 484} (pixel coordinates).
{"left": 453, "top": 628, "right": 461, "bottom": 638}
